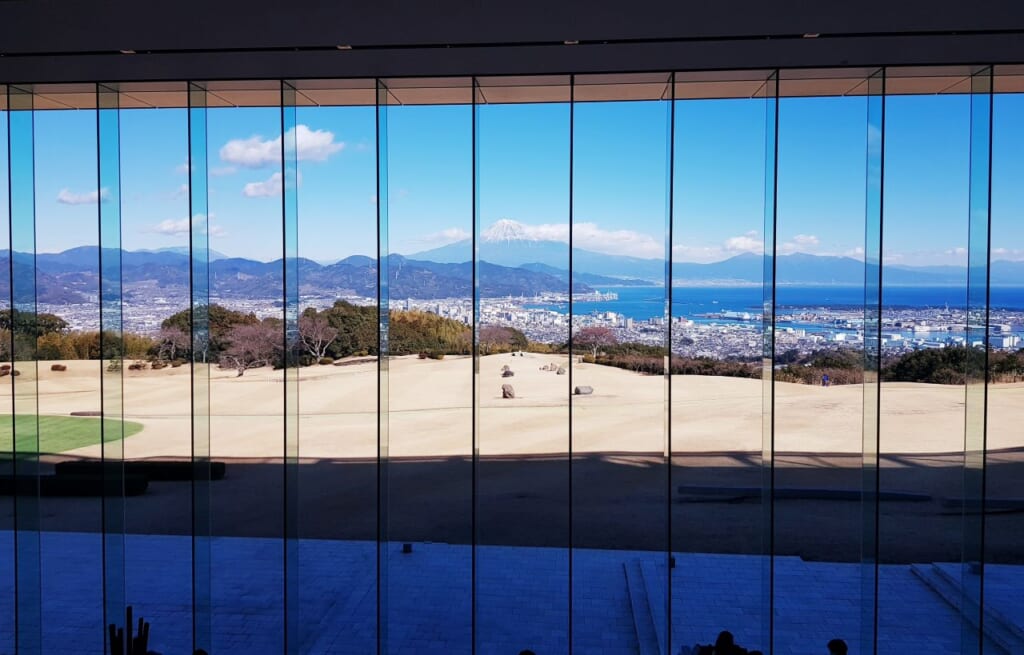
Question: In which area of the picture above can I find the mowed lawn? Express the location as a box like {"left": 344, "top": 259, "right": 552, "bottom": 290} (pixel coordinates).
{"left": 0, "top": 415, "right": 144, "bottom": 458}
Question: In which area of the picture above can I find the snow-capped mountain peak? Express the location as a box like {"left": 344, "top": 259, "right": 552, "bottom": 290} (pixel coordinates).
{"left": 482, "top": 219, "right": 534, "bottom": 243}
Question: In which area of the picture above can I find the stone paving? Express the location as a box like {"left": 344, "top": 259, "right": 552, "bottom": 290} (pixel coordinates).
{"left": 0, "top": 531, "right": 1019, "bottom": 654}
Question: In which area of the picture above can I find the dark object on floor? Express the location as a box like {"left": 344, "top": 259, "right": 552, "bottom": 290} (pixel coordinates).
{"left": 402, "top": 543, "right": 413, "bottom": 554}
{"left": 502, "top": 384, "right": 515, "bottom": 399}
{"left": 574, "top": 385, "right": 593, "bottom": 395}
{"left": 55, "top": 460, "right": 227, "bottom": 481}
{"left": 108, "top": 606, "right": 151, "bottom": 655}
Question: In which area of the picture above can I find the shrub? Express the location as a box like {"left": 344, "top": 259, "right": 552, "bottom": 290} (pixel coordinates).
{"left": 151, "top": 361, "right": 168, "bottom": 370}
{"left": 11, "top": 370, "right": 20, "bottom": 376}
{"left": 318, "top": 357, "right": 335, "bottom": 365}
{"left": 428, "top": 351, "right": 445, "bottom": 360}
{"left": 50, "top": 364, "right": 67, "bottom": 372}
{"left": 127, "top": 361, "right": 146, "bottom": 371}
{"left": 107, "top": 359, "right": 122, "bottom": 372}
{"left": 418, "top": 352, "right": 429, "bottom": 359}
{"left": 171, "top": 359, "right": 185, "bottom": 368}
{"left": 0, "top": 364, "right": 10, "bottom": 371}
{"left": 0, "top": 369, "right": 8, "bottom": 377}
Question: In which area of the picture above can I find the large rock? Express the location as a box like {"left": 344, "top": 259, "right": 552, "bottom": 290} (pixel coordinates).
{"left": 502, "top": 369, "right": 515, "bottom": 377}
{"left": 574, "top": 385, "right": 593, "bottom": 395}
{"left": 556, "top": 367, "right": 566, "bottom": 375}
{"left": 501, "top": 384, "right": 515, "bottom": 399}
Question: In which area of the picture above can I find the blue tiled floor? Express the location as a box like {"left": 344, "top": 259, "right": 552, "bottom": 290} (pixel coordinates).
{"left": 0, "top": 531, "right": 1018, "bottom": 654}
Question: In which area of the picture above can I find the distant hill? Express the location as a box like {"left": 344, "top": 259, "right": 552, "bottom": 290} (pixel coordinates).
{"left": 0, "top": 244, "right": 1019, "bottom": 306}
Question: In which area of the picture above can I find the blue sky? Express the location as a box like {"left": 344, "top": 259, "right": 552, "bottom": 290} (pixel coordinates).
{"left": 17, "top": 93, "right": 1024, "bottom": 266}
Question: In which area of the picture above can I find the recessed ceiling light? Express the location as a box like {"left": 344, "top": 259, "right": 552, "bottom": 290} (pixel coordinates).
{"left": 336, "top": 45, "right": 353, "bottom": 50}
{"left": 119, "top": 49, "right": 136, "bottom": 54}
{"left": 802, "top": 33, "right": 820, "bottom": 39}
{"left": 563, "top": 40, "right": 579, "bottom": 45}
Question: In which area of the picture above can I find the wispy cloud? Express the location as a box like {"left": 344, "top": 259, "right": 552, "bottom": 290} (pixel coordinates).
{"left": 220, "top": 125, "right": 344, "bottom": 168}
{"left": 419, "top": 227, "right": 470, "bottom": 245}
{"left": 241, "top": 171, "right": 301, "bottom": 198}
{"left": 57, "top": 188, "right": 110, "bottom": 205}
{"left": 151, "top": 214, "right": 225, "bottom": 237}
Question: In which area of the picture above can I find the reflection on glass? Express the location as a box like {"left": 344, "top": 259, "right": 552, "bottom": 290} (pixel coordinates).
{"left": 383, "top": 88, "right": 474, "bottom": 653}
{"left": 475, "top": 88, "right": 571, "bottom": 654}
{"left": 671, "top": 91, "right": 772, "bottom": 653}
{"left": 571, "top": 92, "right": 670, "bottom": 654}
{"left": 773, "top": 90, "right": 868, "bottom": 654}
{"left": 879, "top": 92, "right": 970, "bottom": 654}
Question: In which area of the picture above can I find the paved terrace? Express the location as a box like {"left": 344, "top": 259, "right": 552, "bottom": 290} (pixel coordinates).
{"left": 0, "top": 533, "right": 1017, "bottom": 654}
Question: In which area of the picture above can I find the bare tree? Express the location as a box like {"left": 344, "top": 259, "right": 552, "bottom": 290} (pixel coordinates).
{"left": 158, "top": 326, "right": 191, "bottom": 361}
{"left": 221, "top": 323, "right": 280, "bottom": 377}
{"left": 574, "top": 326, "right": 617, "bottom": 359}
{"left": 479, "top": 325, "right": 513, "bottom": 356}
{"left": 298, "top": 314, "right": 338, "bottom": 361}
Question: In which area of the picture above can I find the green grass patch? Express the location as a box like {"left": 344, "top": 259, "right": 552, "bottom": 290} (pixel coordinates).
{"left": 0, "top": 415, "right": 144, "bottom": 458}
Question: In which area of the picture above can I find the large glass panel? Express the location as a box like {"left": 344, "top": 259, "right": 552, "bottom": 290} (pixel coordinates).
{"left": 380, "top": 78, "right": 474, "bottom": 654}
{"left": 290, "top": 80, "right": 378, "bottom": 655}
{"left": 862, "top": 69, "right": 885, "bottom": 655}
{"left": 117, "top": 83, "right": 194, "bottom": 655}
{"left": 978, "top": 66, "right": 1024, "bottom": 655}
{"left": 670, "top": 75, "right": 773, "bottom": 654}
{"left": 474, "top": 76, "right": 571, "bottom": 655}
{"left": 961, "top": 68, "right": 992, "bottom": 655}
{"left": 31, "top": 86, "right": 105, "bottom": 654}
{"left": 986, "top": 66, "right": 1024, "bottom": 653}
{"left": 98, "top": 82, "right": 126, "bottom": 650}
{"left": 8, "top": 84, "right": 42, "bottom": 655}
{"left": 773, "top": 75, "right": 869, "bottom": 654}
{"left": 878, "top": 81, "right": 972, "bottom": 654}
{"left": 570, "top": 75, "right": 671, "bottom": 655}
{"left": 205, "top": 82, "right": 284, "bottom": 655}
{"left": 0, "top": 84, "right": 12, "bottom": 655}
{"left": 189, "top": 81, "right": 212, "bottom": 655}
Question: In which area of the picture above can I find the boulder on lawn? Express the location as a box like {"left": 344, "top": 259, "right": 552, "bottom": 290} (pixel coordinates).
{"left": 556, "top": 367, "right": 566, "bottom": 375}
{"left": 573, "top": 385, "right": 593, "bottom": 395}
{"left": 502, "top": 369, "right": 515, "bottom": 377}
{"left": 501, "top": 384, "right": 515, "bottom": 399}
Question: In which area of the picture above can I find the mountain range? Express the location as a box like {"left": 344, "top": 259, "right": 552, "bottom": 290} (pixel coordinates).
{"left": 0, "top": 242, "right": 1021, "bottom": 306}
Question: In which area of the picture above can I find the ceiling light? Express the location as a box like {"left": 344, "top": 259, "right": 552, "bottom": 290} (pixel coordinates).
{"left": 802, "top": 33, "right": 820, "bottom": 39}
{"left": 119, "top": 49, "right": 136, "bottom": 54}
{"left": 336, "top": 45, "right": 353, "bottom": 50}
{"left": 563, "top": 40, "right": 579, "bottom": 45}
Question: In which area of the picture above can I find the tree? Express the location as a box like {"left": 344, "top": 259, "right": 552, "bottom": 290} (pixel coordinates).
{"left": 162, "top": 304, "right": 259, "bottom": 362}
{"left": 479, "top": 325, "right": 514, "bottom": 356}
{"left": 574, "top": 326, "right": 617, "bottom": 358}
{"left": 298, "top": 314, "right": 339, "bottom": 361}
{"left": 220, "top": 323, "right": 280, "bottom": 376}
{"left": 157, "top": 327, "right": 191, "bottom": 361}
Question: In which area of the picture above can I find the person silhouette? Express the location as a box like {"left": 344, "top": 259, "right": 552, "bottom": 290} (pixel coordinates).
{"left": 827, "top": 639, "right": 848, "bottom": 655}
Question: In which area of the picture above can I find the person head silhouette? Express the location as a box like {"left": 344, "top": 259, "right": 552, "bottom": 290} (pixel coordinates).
{"left": 715, "top": 631, "right": 735, "bottom": 652}
{"left": 827, "top": 639, "right": 848, "bottom": 655}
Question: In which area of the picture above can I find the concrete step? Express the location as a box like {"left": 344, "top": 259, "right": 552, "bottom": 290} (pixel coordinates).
{"left": 910, "top": 563, "right": 1023, "bottom": 655}
{"left": 624, "top": 559, "right": 663, "bottom": 655}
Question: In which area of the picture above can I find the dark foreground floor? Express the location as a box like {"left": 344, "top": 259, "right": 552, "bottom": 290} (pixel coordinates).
{"left": 2, "top": 449, "right": 1023, "bottom": 563}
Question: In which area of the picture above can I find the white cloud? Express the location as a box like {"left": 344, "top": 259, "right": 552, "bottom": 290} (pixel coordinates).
{"left": 242, "top": 171, "right": 300, "bottom": 198}
{"left": 243, "top": 172, "right": 284, "bottom": 198}
{"left": 420, "top": 227, "right": 471, "bottom": 245}
{"left": 993, "top": 247, "right": 1024, "bottom": 261}
{"left": 175, "top": 162, "right": 191, "bottom": 175}
{"left": 723, "top": 230, "right": 762, "bottom": 254}
{"left": 844, "top": 246, "right": 866, "bottom": 260}
{"left": 778, "top": 233, "right": 820, "bottom": 254}
{"left": 57, "top": 188, "right": 110, "bottom": 205}
{"left": 151, "top": 214, "right": 224, "bottom": 237}
{"left": 220, "top": 124, "right": 344, "bottom": 168}
{"left": 173, "top": 183, "right": 189, "bottom": 198}
{"left": 945, "top": 247, "right": 968, "bottom": 257}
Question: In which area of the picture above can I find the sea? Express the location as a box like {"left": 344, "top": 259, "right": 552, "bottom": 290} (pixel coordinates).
{"left": 526, "top": 285, "right": 1024, "bottom": 322}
